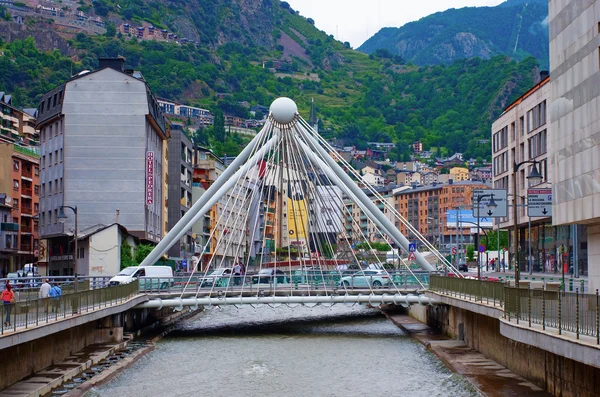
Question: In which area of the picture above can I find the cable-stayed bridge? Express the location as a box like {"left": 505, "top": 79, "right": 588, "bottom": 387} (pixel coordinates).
{"left": 136, "top": 98, "right": 464, "bottom": 309}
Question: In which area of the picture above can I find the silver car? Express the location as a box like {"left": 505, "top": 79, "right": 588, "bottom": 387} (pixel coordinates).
{"left": 339, "top": 270, "right": 391, "bottom": 288}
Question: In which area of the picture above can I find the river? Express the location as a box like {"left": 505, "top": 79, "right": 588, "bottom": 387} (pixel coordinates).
{"left": 89, "top": 305, "right": 477, "bottom": 397}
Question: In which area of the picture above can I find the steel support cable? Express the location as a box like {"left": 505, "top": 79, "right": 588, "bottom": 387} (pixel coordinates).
{"left": 178, "top": 123, "right": 276, "bottom": 298}
{"left": 292, "top": 132, "right": 427, "bottom": 290}
{"left": 204, "top": 152, "right": 271, "bottom": 297}
{"left": 186, "top": 123, "right": 275, "bottom": 299}
{"left": 302, "top": 120, "right": 450, "bottom": 276}
{"left": 288, "top": 128, "right": 380, "bottom": 294}
{"left": 225, "top": 132, "right": 281, "bottom": 293}
{"left": 289, "top": 126, "right": 334, "bottom": 294}
{"left": 297, "top": 118, "right": 459, "bottom": 276}
{"left": 292, "top": 129, "right": 422, "bottom": 292}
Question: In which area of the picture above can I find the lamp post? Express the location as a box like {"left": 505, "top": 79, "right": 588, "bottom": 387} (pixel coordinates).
{"left": 512, "top": 160, "right": 543, "bottom": 287}
{"left": 476, "top": 194, "right": 497, "bottom": 280}
{"left": 58, "top": 205, "right": 78, "bottom": 288}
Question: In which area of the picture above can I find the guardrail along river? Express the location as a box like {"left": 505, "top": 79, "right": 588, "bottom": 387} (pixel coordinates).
{"left": 90, "top": 306, "right": 477, "bottom": 397}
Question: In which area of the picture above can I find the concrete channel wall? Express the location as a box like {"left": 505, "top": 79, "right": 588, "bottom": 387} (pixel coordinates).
{"left": 409, "top": 299, "right": 600, "bottom": 397}
{"left": 0, "top": 298, "right": 177, "bottom": 391}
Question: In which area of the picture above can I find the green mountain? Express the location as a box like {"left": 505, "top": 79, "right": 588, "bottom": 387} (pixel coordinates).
{"left": 0, "top": 0, "right": 540, "bottom": 160}
{"left": 358, "top": 0, "right": 548, "bottom": 69}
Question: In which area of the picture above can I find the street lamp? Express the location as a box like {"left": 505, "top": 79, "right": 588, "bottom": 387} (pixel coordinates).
{"left": 476, "top": 194, "right": 497, "bottom": 280}
{"left": 58, "top": 205, "right": 78, "bottom": 287}
{"left": 512, "top": 160, "right": 543, "bottom": 287}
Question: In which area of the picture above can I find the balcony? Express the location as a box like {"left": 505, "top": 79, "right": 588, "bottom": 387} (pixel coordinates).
{"left": 21, "top": 225, "right": 32, "bottom": 234}
{"left": 21, "top": 169, "right": 33, "bottom": 179}
{"left": 21, "top": 206, "right": 33, "bottom": 215}
{"left": 21, "top": 188, "right": 32, "bottom": 197}
{"left": 20, "top": 243, "right": 32, "bottom": 252}
{"left": 1, "top": 223, "right": 19, "bottom": 232}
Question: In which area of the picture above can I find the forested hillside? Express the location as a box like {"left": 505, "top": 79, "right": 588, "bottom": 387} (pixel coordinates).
{"left": 358, "top": 0, "right": 548, "bottom": 68}
{"left": 0, "top": 0, "right": 542, "bottom": 160}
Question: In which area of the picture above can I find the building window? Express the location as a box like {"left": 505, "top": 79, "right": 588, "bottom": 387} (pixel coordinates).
{"left": 528, "top": 129, "right": 547, "bottom": 158}
{"left": 13, "top": 199, "right": 18, "bottom": 209}
{"left": 54, "top": 150, "right": 58, "bottom": 165}
{"left": 34, "top": 185, "right": 39, "bottom": 195}
{"left": 49, "top": 181, "right": 52, "bottom": 195}
{"left": 34, "top": 167, "right": 39, "bottom": 176}
{"left": 34, "top": 203, "right": 39, "bottom": 212}
{"left": 59, "top": 148, "right": 63, "bottom": 162}
{"left": 33, "top": 219, "right": 38, "bottom": 232}
{"left": 49, "top": 153, "right": 52, "bottom": 166}
{"left": 13, "top": 160, "right": 19, "bottom": 170}
{"left": 13, "top": 180, "right": 19, "bottom": 190}
{"left": 77, "top": 247, "right": 84, "bottom": 259}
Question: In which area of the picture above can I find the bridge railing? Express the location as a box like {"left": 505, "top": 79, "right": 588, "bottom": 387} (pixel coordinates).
{"left": 1, "top": 276, "right": 112, "bottom": 301}
{"left": 429, "top": 274, "right": 505, "bottom": 306}
{"left": 138, "top": 271, "right": 431, "bottom": 294}
{"left": 430, "top": 275, "right": 599, "bottom": 343}
{"left": 0, "top": 281, "right": 139, "bottom": 335}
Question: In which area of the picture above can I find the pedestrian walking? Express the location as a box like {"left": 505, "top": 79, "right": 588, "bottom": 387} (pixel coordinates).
{"left": 233, "top": 262, "right": 242, "bottom": 286}
{"left": 39, "top": 279, "right": 51, "bottom": 313}
{"left": 2, "top": 282, "right": 16, "bottom": 327}
{"left": 490, "top": 258, "right": 496, "bottom": 271}
{"left": 49, "top": 282, "right": 62, "bottom": 313}
{"left": 501, "top": 258, "right": 506, "bottom": 272}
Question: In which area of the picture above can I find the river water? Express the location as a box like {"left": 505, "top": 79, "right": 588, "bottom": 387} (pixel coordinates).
{"left": 90, "top": 305, "right": 477, "bottom": 397}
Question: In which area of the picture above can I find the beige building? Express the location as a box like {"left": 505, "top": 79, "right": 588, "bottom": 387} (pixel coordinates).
{"left": 449, "top": 167, "right": 469, "bottom": 182}
{"left": 491, "top": 76, "right": 552, "bottom": 271}
{"left": 549, "top": 0, "right": 600, "bottom": 289}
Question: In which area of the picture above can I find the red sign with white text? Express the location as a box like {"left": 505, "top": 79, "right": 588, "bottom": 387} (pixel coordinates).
{"left": 146, "top": 151, "right": 154, "bottom": 205}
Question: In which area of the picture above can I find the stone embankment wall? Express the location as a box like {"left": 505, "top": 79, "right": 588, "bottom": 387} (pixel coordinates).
{"left": 409, "top": 304, "right": 600, "bottom": 397}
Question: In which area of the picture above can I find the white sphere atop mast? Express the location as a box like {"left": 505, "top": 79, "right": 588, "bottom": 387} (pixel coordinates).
{"left": 269, "top": 97, "right": 298, "bottom": 124}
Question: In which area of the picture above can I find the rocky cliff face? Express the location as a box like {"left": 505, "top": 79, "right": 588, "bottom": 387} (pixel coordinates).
{"left": 0, "top": 21, "right": 72, "bottom": 55}
{"left": 358, "top": 0, "right": 548, "bottom": 68}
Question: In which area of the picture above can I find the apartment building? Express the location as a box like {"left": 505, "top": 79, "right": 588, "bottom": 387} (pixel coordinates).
{"left": 491, "top": 75, "right": 552, "bottom": 272}
{"left": 549, "top": 0, "right": 600, "bottom": 289}
{"left": 0, "top": 143, "right": 40, "bottom": 272}
{"left": 167, "top": 126, "right": 193, "bottom": 258}
{"left": 36, "top": 58, "right": 169, "bottom": 276}
{"left": 0, "top": 92, "right": 38, "bottom": 147}
{"left": 393, "top": 181, "right": 488, "bottom": 249}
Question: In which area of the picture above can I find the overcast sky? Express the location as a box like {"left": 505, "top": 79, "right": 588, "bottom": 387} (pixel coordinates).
{"left": 284, "top": 0, "right": 504, "bottom": 48}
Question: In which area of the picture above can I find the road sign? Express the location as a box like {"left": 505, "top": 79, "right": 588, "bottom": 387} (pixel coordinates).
{"left": 479, "top": 245, "right": 486, "bottom": 253}
{"left": 527, "top": 188, "right": 552, "bottom": 217}
{"left": 451, "top": 246, "right": 457, "bottom": 255}
{"left": 408, "top": 243, "right": 416, "bottom": 253}
{"left": 407, "top": 252, "right": 416, "bottom": 261}
{"left": 472, "top": 189, "right": 507, "bottom": 218}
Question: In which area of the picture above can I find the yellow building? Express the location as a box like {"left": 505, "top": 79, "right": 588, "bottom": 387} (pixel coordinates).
{"left": 449, "top": 167, "right": 469, "bottom": 182}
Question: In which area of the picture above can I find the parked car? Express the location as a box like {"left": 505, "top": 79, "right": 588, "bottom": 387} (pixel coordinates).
{"left": 457, "top": 259, "right": 469, "bottom": 272}
{"left": 339, "top": 270, "right": 391, "bottom": 288}
{"left": 251, "top": 268, "right": 286, "bottom": 284}
{"left": 199, "top": 268, "right": 233, "bottom": 287}
{"left": 109, "top": 266, "right": 174, "bottom": 288}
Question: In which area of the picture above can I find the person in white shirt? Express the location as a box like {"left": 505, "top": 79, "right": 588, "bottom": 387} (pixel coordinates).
{"left": 39, "top": 279, "right": 51, "bottom": 313}
{"left": 39, "top": 279, "right": 51, "bottom": 299}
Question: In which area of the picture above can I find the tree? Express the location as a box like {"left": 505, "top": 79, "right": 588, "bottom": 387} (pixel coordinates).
{"left": 480, "top": 230, "right": 509, "bottom": 252}
{"left": 213, "top": 110, "right": 225, "bottom": 142}
{"left": 466, "top": 244, "right": 475, "bottom": 261}
{"left": 105, "top": 22, "right": 116, "bottom": 38}
{"left": 134, "top": 244, "right": 155, "bottom": 265}
{"left": 120, "top": 240, "right": 136, "bottom": 270}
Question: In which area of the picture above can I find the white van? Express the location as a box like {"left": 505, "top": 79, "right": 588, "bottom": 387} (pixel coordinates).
{"left": 109, "top": 266, "right": 173, "bottom": 288}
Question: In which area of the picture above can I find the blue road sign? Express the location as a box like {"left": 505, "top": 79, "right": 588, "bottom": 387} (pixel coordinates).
{"left": 409, "top": 243, "right": 416, "bottom": 253}
{"left": 479, "top": 245, "right": 486, "bottom": 253}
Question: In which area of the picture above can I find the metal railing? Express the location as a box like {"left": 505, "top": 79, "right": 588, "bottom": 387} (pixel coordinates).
{"left": 1, "top": 276, "right": 112, "bottom": 301}
{"left": 138, "top": 271, "right": 431, "bottom": 294}
{"left": 504, "top": 287, "right": 599, "bottom": 342}
{"left": 429, "top": 275, "right": 599, "bottom": 344}
{"left": 1, "top": 281, "right": 139, "bottom": 335}
{"left": 430, "top": 275, "right": 504, "bottom": 306}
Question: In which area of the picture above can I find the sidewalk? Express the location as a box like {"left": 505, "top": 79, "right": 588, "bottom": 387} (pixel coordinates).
{"left": 464, "top": 268, "right": 588, "bottom": 291}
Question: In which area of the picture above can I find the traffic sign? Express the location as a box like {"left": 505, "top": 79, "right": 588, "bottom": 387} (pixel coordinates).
{"left": 527, "top": 188, "right": 552, "bottom": 217}
{"left": 451, "top": 246, "right": 457, "bottom": 255}
{"left": 408, "top": 243, "right": 416, "bottom": 253}
{"left": 407, "top": 252, "right": 416, "bottom": 261}
{"left": 479, "top": 245, "right": 486, "bottom": 253}
{"left": 472, "top": 189, "right": 508, "bottom": 218}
